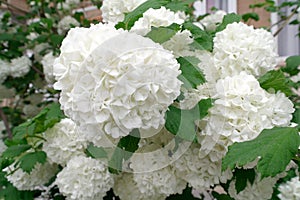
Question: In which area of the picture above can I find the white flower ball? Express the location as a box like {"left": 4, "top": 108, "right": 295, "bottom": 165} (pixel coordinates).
{"left": 57, "top": 16, "right": 80, "bottom": 35}
{"left": 131, "top": 7, "right": 185, "bottom": 36}
{"left": 55, "top": 156, "right": 113, "bottom": 200}
{"left": 41, "top": 52, "right": 57, "bottom": 83}
{"left": 3, "top": 161, "right": 58, "bottom": 191}
{"left": 9, "top": 56, "right": 31, "bottom": 78}
{"left": 54, "top": 23, "right": 182, "bottom": 139}
{"left": 278, "top": 176, "right": 300, "bottom": 200}
{"left": 200, "top": 10, "right": 226, "bottom": 31}
{"left": 213, "top": 22, "right": 277, "bottom": 80}
{"left": 0, "top": 59, "right": 10, "bottom": 83}
{"left": 101, "top": 0, "right": 147, "bottom": 24}
{"left": 42, "top": 118, "right": 88, "bottom": 166}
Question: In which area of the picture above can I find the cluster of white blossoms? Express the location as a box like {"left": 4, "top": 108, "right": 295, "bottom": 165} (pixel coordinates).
{"left": 130, "top": 7, "right": 185, "bottom": 36}
{"left": 3, "top": 161, "right": 58, "bottom": 191}
{"left": 55, "top": 155, "right": 114, "bottom": 200}
{"left": 101, "top": 0, "right": 147, "bottom": 24}
{"left": 42, "top": 118, "right": 88, "bottom": 166}
{"left": 41, "top": 52, "right": 57, "bottom": 83}
{"left": 196, "top": 10, "right": 227, "bottom": 31}
{"left": 54, "top": 23, "right": 182, "bottom": 139}
{"left": 278, "top": 176, "right": 300, "bottom": 200}
{"left": 57, "top": 16, "right": 80, "bottom": 35}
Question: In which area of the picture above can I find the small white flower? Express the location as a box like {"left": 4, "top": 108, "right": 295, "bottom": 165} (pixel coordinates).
{"left": 9, "top": 56, "right": 31, "bottom": 77}
{"left": 55, "top": 156, "right": 113, "bottom": 200}
{"left": 278, "top": 176, "right": 300, "bottom": 200}
{"left": 3, "top": 161, "right": 58, "bottom": 191}
{"left": 131, "top": 7, "right": 185, "bottom": 36}
{"left": 57, "top": 16, "right": 80, "bottom": 35}
{"left": 41, "top": 52, "right": 57, "bottom": 83}
{"left": 42, "top": 118, "right": 88, "bottom": 166}
{"left": 200, "top": 10, "right": 226, "bottom": 31}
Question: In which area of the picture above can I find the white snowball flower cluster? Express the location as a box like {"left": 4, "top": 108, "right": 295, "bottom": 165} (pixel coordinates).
{"left": 278, "top": 176, "right": 300, "bottom": 200}
{"left": 42, "top": 118, "right": 88, "bottom": 166}
{"left": 0, "top": 59, "right": 10, "bottom": 83}
{"left": 41, "top": 52, "right": 57, "bottom": 83}
{"left": 101, "top": 0, "right": 147, "bottom": 24}
{"left": 212, "top": 22, "right": 277, "bottom": 79}
{"left": 199, "top": 10, "right": 226, "bottom": 31}
{"left": 228, "top": 172, "right": 280, "bottom": 200}
{"left": 3, "top": 161, "right": 58, "bottom": 191}
{"left": 10, "top": 56, "right": 31, "bottom": 78}
{"left": 57, "top": 16, "right": 80, "bottom": 35}
{"left": 162, "top": 30, "right": 194, "bottom": 58}
{"left": 55, "top": 155, "right": 114, "bottom": 200}
{"left": 131, "top": 7, "right": 185, "bottom": 36}
{"left": 172, "top": 144, "right": 232, "bottom": 190}
{"left": 54, "top": 23, "right": 182, "bottom": 139}
{"left": 199, "top": 72, "right": 294, "bottom": 161}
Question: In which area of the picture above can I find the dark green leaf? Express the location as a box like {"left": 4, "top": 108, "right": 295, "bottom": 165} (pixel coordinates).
{"left": 166, "top": 186, "right": 200, "bottom": 200}
{"left": 177, "top": 56, "right": 206, "bottom": 89}
{"left": 258, "top": 70, "right": 292, "bottom": 96}
{"left": 282, "top": 56, "right": 300, "bottom": 76}
{"left": 86, "top": 144, "right": 107, "bottom": 159}
{"left": 242, "top": 12, "right": 260, "bottom": 22}
{"left": 216, "top": 13, "right": 242, "bottom": 32}
{"left": 108, "top": 129, "right": 140, "bottom": 174}
{"left": 115, "top": 0, "right": 169, "bottom": 30}
{"left": 222, "top": 127, "right": 300, "bottom": 178}
{"left": 183, "top": 22, "right": 213, "bottom": 51}
{"left": 292, "top": 108, "right": 300, "bottom": 128}
{"left": 234, "top": 168, "right": 256, "bottom": 194}
{"left": 2, "top": 144, "right": 31, "bottom": 158}
{"left": 198, "top": 98, "right": 213, "bottom": 119}
{"left": 145, "top": 23, "right": 181, "bottom": 44}
{"left": 165, "top": 0, "right": 196, "bottom": 13}
{"left": 50, "top": 34, "right": 64, "bottom": 47}
{"left": 18, "top": 151, "right": 47, "bottom": 173}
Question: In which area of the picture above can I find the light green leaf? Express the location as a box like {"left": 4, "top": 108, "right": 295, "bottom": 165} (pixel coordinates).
{"left": 86, "top": 144, "right": 107, "bottom": 159}
{"left": 222, "top": 127, "right": 300, "bottom": 178}
{"left": 145, "top": 23, "right": 181, "bottom": 44}
{"left": 2, "top": 144, "right": 31, "bottom": 158}
{"left": 258, "top": 70, "right": 292, "bottom": 96}
{"left": 177, "top": 56, "right": 206, "bottom": 89}
{"left": 18, "top": 151, "right": 47, "bottom": 173}
{"left": 216, "top": 13, "right": 242, "bottom": 32}
{"left": 183, "top": 22, "right": 213, "bottom": 51}
{"left": 108, "top": 129, "right": 140, "bottom": 174}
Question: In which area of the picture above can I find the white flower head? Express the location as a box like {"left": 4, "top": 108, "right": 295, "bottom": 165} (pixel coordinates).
{"left": 200, "top": 10, "right": 226, "bottom": 31}
{"left": 278, "top": 176, "right": 300, "bottom": 200}
{"left": 3, "top": 161, "right": 58, "bottom": 191}
{"left": 57, "top": 16, "right": 80, "bottom": 35}
{"left": 55, "top": 156, "right": 114, "bottom": 200}
{"left": 131, "top": 6, "right": 185, "bottom": 36}
{"left": 9, "top": 56, "right": 31, "bottom": 78}
{"left": 211, "top": 22, "right": 277, "bottom": 81}
{"left": 42, "top": 118, "right": 88, "bottom": 166}
{"left": 41, "top": 52, "right": 57, "bottom": 83}
{"left": 101, "top": 0, "right": 147, "bottom": 24}
{"left": 0, "top": 59, "right": 10, "bottom": 83}
{"left": 54, "top": 23, "right": 182, "bottom": 139}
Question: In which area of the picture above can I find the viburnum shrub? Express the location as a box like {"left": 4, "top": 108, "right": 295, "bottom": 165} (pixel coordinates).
{"left": 0, "top": 0, "right": 300, "bottom": 200}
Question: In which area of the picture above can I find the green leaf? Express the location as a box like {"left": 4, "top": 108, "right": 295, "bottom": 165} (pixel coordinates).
{"left": 258, "top": 70, "right": 292, "bottom": 96}
{"left": 216, "top": 13, "right": 242, "bottom": 32}
{"left": 292, "top": 108, "right": 300, "bottom": 128}
{"left": 183, "top": 22, "right": 213, "bottom": 51}
{"left": 86, "top": 144, "right": 107, "bottom": 159}
{"left": 222, "top": 127, "right": 300, "bottom": 178}
{"left": 18, "top": 151, "right": 47, "bottom": 173}
{"left": 234, "top": 168, "right": 256, "bottom": 194}
{"left": 166, "top": 186, "right": 200, "bottom": 200}
{"left": 242, "top": 12, "right": 260, "bottom": 22}
{"left": 165, "top": 0, "right": 196, "bottom": 13}
{"left": 165, "top": 99, "right": 212, "bottom": 142}
{"left": 282, "top": 56, "right": 300, "bottom": 76}
{"left": 145, "top": 23, "right": 181, "bottom": 44}
{"left": 50, "top": 34, "right": 64, "bottom": 47}
{"left": 2, "top": 144, "right": 31, "bottom": 158}
{"left": 177, "top": 56, "right": 206, "bottom": 89}
{"left": 108, "top": 129, "right": 140, "bottom": 174}
{"left": 115, "top": 0, "right": 169, "bottom": 30}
